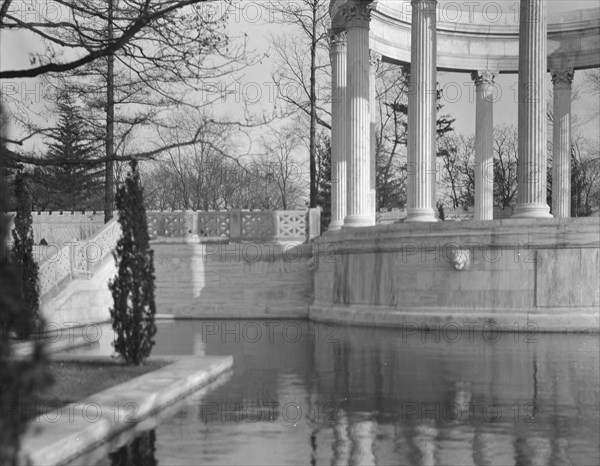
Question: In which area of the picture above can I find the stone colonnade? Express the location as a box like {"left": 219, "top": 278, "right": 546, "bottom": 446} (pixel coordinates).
{"left": 329, "top": 0, "right": 574, "bottom": 230}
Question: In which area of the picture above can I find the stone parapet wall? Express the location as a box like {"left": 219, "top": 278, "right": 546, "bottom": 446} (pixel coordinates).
{"left": 153, "top": 242, "right": 313, "bottom": 319}
{"left": 7, "top": 211, "right": 107, "bottom": 245}
{"left": 147, "top": 209, "right": 320, "bottom": 243}
{"left": 311, "top": 218, "right": 600, "bottom": 332}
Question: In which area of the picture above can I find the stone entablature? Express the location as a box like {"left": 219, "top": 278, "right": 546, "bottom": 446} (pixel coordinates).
{"left": 331, "top": 0, "right": 600, "bottom": 72}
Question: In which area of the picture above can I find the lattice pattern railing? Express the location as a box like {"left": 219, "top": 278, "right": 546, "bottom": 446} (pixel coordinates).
{"left": 6, "top": 211, "right": 105, "bottom": 245}
{"left": 147, "top": 212, "right": 194, "bottom": 238}
{"left": 197, "top": 212, "right": 230, "bottom": 238}
{"left": 147, "top": 209, "right": 319, "bottom": 242}
{"left": 38, "top": 218, "right": 121, "bottom": 297}
{"left": 241, "top": 211, "right": 274, "bottom": 239}
{"left": 38, "top": 243, "right": 73, "bottom": 296}
{"left": 73, "top": 219, "right": 121, "bottom": 276}
{"left": 275, "top": 211, "right": 306, "bottom": 239}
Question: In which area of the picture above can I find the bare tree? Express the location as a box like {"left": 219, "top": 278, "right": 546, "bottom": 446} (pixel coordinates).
{"left": 2, "top": 0, "right": 257, "bottom": 220}
{"left": 269, "top": 0, "right": 330, "bottom": 208}
{"left": 437, "top": 133, "right": 475, "bottom": 209}
{"left": 254, "top": 126, "right": 307, "bottom": 210}
{"left": 0, "top": 0, "right": 232, "bottom": 79}
{"left": 142, "top": 109, "right": 245, "bottom": 210}
{"left": 571, "top": 140, "right": 600, "bottom": 216}
{"left": 493, "top": 125, "right": 519, "bottom": 210}
{"left": 375, "top": 63, "right": 409, "bottom": 210}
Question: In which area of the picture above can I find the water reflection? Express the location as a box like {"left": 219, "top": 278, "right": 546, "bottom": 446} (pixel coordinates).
{"left": 89, "top": 320, "right": 599, "bottom": 465}
{"left": 108, "top": 430, "right": 157, "bottom": 466}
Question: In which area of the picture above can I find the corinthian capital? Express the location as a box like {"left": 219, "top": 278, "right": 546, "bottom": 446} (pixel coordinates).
{"left": 330, "top": 30, "right": 347, "bottom": 54}
{"left": 551, "top": 69, "right": 574, "bottom": 86}
{"left": 411, "top": 0, "right": 438, "bottom": 16}
{"left": 369, "top": 50, "right": 382, "bottom": 67}
{"left": 471, "top": 70, "right": 497, "bottom": 86}
{"left": 340, "top": 1, "right": 371, "bottom": 27}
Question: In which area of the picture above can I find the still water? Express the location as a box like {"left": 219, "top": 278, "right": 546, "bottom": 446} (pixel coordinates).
{"left": 80, "top": 320, "right": 599, "bottom": 466}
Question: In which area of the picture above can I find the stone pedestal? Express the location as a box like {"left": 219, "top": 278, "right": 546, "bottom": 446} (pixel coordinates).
{"left": 406, "top": 0, "right": 437, "bottom": 223}
{"left": 551, "top": 69, "right": 574, "bottom": 218}
{"left": 472, "top": 70, "right": 496, "bottom": 221}
{"left": 513, "top": 0, "right": 552, "bottom": 218}
{"left": 329, "top": 31, "right": 348, "bottom": 230}
{"left": 343, "top": 2, "right": 374, "bottom": 227}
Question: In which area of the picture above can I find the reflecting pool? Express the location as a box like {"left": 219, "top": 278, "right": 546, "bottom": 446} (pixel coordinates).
{"left": 80, "top": 320, "right": 599, "bottom": 466}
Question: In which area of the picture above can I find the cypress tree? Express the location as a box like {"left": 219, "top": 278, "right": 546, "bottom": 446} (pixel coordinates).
{"left": 11, "top": 172, "right": 40, "bottom": 335}
{"left": 109, "top": 160, "right": 156, "bottom": 365}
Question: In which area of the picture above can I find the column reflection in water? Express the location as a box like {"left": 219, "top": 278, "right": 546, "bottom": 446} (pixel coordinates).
{"left": 90, "top": 321, "right": 600, "bottom": 466}
{"left": 108, "top": 430, "right": 157, "bottom": 466}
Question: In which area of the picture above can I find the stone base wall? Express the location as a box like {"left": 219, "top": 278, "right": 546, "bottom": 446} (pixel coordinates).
{"left": 40, "top": 241, "right": 314, "bottom": 325}
{"left": 153, "top": 242, "right": 313, "bottom": 319}
{"left": 310, "top": 218, "right": 600, "bottom": 332}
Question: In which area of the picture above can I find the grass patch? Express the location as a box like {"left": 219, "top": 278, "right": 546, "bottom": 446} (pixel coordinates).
{"left": 28, "top": 359, "right": 168, "bottom": 421}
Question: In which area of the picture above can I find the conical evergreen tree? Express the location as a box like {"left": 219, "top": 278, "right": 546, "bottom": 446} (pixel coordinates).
{"left": 11, "top": 172, "right": 40, "bottom": 332}
{"left": 41, "top": 91, "right": 103, "bottom": 211}
{"left": 109, "top": 160, "right": 156, "bottom": 365}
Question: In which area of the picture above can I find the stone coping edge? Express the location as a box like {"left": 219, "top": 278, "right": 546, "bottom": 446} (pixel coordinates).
{"left": 309, "top": 304, "right": 600, "bottom": 333}
{"left": 19, "top": 354, "right": 233, "bottom": 466}
{"left": 12, "top": 335, "right": 95, "bottom": 357}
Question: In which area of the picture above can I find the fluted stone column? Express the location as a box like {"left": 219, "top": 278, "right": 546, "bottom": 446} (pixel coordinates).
{"left": 406, "top": 0, "right": 438, "bottom": 222}
{"left": 342, "top": 1, "right": 374, "bottom": 227}
{"left": 472, "top": 70, "right": 497, "bottom": 221}
{"left": 370, "top": 50, "right": 381, "bottom": 225}
{"left": 551, "top": 69, "right": 574, "bottom": 218}
{"left": 513, "top": 0, "right": 552, "bottom": 218}
{"left": 329, "top": 31, "right": 348, "bottom": 230}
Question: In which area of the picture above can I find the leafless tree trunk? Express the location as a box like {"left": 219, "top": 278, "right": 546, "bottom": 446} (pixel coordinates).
{"left": 104, "top": 0, "right": 116, "bottom": 222}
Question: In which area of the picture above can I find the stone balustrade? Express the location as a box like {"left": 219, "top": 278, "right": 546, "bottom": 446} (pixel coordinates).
{"left": 38, "top": 218, "right": 121, "bottom": 298}
{"left": 6, "top": 211, "right": 107, "bottom": 245}
{"left": 147, "top": 209, "right": 321, "bottom": 243}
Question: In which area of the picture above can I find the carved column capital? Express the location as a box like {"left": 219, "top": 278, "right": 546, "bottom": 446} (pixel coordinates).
{"left": 330, "top": 30, "right": 347, "bottom": 54}
{"left": 471, "top": 70, "right": 497, "bottom": 86}
{"left": 551, "top": 69, "right": 574, "bottom": 86}
{"left": 410, "top": 0, "right": 438, "bottom": 15}
{"left": 340, "top": 1, "right": 371, "bottom": 28}
{"left": 369, "top": 50, "right": 382, "bottom": 68}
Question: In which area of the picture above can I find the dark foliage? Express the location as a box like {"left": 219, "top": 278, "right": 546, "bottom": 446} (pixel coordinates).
{"left": 0, "top": 105, "right": 52, "bottom": 466}
{"left": 109, "top": 160, "right": 156, "bottom": 365}
{"left": 315, "top": 134, "right": 331, "bottom": 232}
{"left": 377, "top": 70, "right": 456, "bottom": 210}
{"left": 35, "top": 91, "right": 103, "bottom": 211}
{"left": 11, "top": 172, "right": 40, "bottom": 333}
